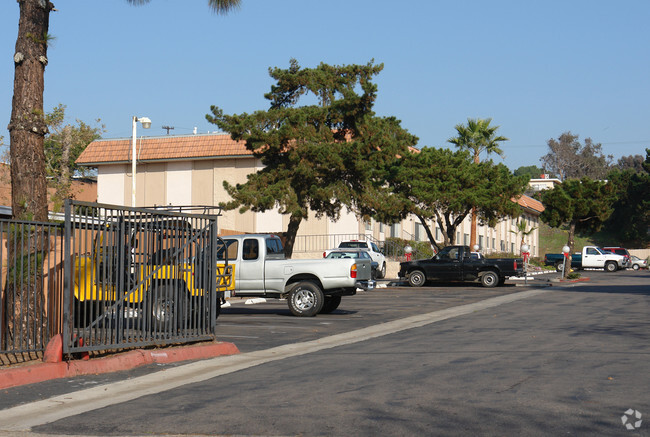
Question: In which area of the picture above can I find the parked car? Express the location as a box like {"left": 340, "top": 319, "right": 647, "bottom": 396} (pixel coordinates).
{"left": 603, "top": 247, "right": 631, "bottom": 266}
{"left": 324, "top": 240, "right": 387, "bottom": 279}
{"left": 325, "top": 249, "right": 379, "bottom": 278}
{"left": 629, "top": 255, "right": 648, "bottom": 270}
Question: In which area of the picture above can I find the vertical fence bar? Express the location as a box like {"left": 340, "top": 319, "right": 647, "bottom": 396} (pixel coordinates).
{"left": 62, "top": 200, "right": 72, "bottom": 355}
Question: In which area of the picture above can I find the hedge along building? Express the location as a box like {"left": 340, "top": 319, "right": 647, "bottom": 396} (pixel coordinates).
{"left": 76, "top": 133, "right": 544, "bottom": 257}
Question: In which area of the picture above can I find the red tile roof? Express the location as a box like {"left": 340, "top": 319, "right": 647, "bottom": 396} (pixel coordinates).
{"left": 76, "top": 134, "right": 251, "bottom": 165}
{"left": 516, "top": 194, "right": 545, "bottom": 214}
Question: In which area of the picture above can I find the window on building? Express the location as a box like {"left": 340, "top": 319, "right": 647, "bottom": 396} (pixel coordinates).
{"left": 391, "top": 223, "right": 401, "bottom": 238}
{"left": 511, "top": 243, "right": 515, "bottom": 254}
{"left": 365, "top": 220, "right": 371, "bottom": 231}
{"left": 456, "top": 232, "right": 460, "bottom": 244}
{"left": 464, "top": 233, "right": 469, "bottom": 245}
{"left": 492, "top": 238, "right": 495, "bottom": 250}
{"left": 478, "top": 235, "right": 483, "bottom": 249}
{"left": 435, "top": 227, "right": 440, "bottom": 241}
{"left": 379, "top": 223, "right": 384, "bottom": 233}
{"left": 500, "top": 240, "right": 505, "bottom": 251}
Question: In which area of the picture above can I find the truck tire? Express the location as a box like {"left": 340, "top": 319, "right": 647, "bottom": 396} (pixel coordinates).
{"left": 407, "top": 269, "right": 426, "bottom": 287}
{"left": 287, "top": 281, "right": 324, "bottom": 317}
{"left": 555, "top": 261, "right": 564, "bottom": 272}
{"left": 149, "top": 285, "right": 183, "bottom": 331}
{"left": 320, "top": 295, "right": 342, "bottom": 314}
{"left": 480, "top": 271, "right": 499, "bottom": 288}
{"left": 604, "top": 261, "right": 617, "bottom": 272}
{"left": 378, "top": 262, "right": 386, "bottom": 279}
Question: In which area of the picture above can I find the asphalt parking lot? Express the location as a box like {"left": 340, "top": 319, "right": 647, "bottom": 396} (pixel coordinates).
{"left": 216, "top": 281, "right": 524, "bottom": 352}
{"left": 1, "top": 267, "right": 648, "bottom": 436}
{"left": 2, "top": 268, "right": 648, "bottom": 436}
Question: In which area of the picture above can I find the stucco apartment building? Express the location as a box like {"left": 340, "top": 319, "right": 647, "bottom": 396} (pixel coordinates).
{"left": 76, "top": 133, "right": 544, "bottom": 257}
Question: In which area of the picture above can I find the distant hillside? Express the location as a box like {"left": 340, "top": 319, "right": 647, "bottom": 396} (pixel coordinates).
{"left": 537, "top": 222, "right": 596, "bottom": 257}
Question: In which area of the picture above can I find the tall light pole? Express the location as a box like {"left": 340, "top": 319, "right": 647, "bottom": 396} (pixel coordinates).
{"left": 131, "top": 116, "right": 151, "bottom": 207}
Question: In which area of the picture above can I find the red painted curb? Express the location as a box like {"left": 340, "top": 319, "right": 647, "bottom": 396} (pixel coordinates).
{"left": 0, "top": 342, "right": 240, "bottom": 390}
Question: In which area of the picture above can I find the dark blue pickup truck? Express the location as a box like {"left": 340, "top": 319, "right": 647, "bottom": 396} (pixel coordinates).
{"left": 399, "top": 245, "right": 523, "bottom": 288}
{"left": 543, "top": 253, "right": 582, "bottom": 272}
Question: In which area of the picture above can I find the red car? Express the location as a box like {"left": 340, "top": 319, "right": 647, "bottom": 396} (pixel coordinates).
{"left": 603, "top": 247, "right": 631, "bottom": 267}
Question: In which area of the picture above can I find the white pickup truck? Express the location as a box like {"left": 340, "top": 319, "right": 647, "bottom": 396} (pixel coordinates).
{"left": 215, "top": 234, "right": 374, "bottom": 316}
{"left": 545, "top": 246, "right": 628, "bottom": 272}
{"left": 324, "top": 239, "right": 387, "bottom": 278}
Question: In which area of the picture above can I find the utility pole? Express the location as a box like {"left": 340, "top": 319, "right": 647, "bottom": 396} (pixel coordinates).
{"left": 162, "top": 125, "right": 174, "bottom": 135}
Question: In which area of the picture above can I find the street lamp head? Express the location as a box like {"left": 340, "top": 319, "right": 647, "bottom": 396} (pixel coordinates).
{"left": 139, "top": 117, "right": 151, "bottom": 129}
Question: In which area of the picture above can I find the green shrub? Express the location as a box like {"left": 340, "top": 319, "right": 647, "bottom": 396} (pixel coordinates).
{"left": 383, "top": 237, "right": 434, "bottom": 259}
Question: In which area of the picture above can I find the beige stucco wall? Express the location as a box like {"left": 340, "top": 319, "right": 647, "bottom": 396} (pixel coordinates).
{"left": 98, "top": 164, "right": 127, "bottom": 206}
{"left": 142, "top": 163, "right": 166, "bottom": 206}
{"left": 166, "top": 161, "right": 192, "bottom": 205}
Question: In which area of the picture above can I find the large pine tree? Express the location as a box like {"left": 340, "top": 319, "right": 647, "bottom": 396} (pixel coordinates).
{"left": 207, "top": 60, "right": 417, "bottom": 257}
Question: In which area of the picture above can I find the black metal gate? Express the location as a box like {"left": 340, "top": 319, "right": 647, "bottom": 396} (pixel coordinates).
{"left": 62, "top": 201, "right": 232, "bottom": 355}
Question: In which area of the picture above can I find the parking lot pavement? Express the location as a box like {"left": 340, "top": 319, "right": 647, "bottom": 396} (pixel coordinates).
{"left": 0, "top": 283, "right": 522, "bottom": 408}
{"left": 1, "top": 268, "right": 644, "bottom": 412}
{"left": 1, "top": 268, "right": 648, "bottom": 436}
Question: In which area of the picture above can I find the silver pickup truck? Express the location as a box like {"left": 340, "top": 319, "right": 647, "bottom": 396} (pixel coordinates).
{"left": 216, "top": 234, "right": 374, "bottom": 316}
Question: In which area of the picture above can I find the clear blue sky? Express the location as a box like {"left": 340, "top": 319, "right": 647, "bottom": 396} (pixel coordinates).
{"left": 1, "top": 1, "right": 649, "bottom": 170}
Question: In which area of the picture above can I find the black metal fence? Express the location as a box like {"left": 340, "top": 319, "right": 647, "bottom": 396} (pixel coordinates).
{"left": 1, "top": 201, "right": 233, "bottom": 360}
{"left": 0, "top": 219, "right": 64, "bottom": 357}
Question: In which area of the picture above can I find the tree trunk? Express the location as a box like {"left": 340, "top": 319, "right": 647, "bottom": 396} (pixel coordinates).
{"left": 283, "top": 214, "right": 303, "bottom": 259}
{"left": 469, "top": 207, "right": 477, "bottom": 248}
{"left": 469, "top": 152, "right": 479, "bottom": 249}
{"left": 416, "top": 213, "right": 442, "bottom": 253}
{"left": 8, "top": 0, "right": 54, "bottom": 221}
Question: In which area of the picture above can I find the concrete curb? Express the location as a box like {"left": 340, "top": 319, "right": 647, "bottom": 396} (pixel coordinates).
{"left": 0, "top": 341, "right": 240, "bottom": 390}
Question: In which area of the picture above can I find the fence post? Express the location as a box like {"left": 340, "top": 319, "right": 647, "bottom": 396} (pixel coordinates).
{"left": 62, "top": 200, "right": 72, "bottom": 355}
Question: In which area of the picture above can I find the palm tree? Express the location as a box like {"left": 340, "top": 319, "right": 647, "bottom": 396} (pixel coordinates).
{"left": 126, "top": 0, "right": 241, "bottom": 13}
{"left": 448, "top": 118, "right": 508, "bottom": 248}
{"left": 8, "top": 0, "right": 241, "bottom": 220}
{"left": 509, "top": 218, "right": 537, "bottom": 248}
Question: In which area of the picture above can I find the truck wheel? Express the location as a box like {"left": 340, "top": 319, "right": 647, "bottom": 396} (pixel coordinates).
{"left": 555, "top": 261, "right": 564, "bottom": 272}
{"left": 480, "top": 271, "right": 499, "bottom": 288}
{"left": 320, "top": 295, "right": 342, "bottom": 314}
{"left": 407, "top": 270, "right": 426, "bottom": 287}
{"left": 604, "top": 261, "right": 617, "bottom": 272}
{"left": 378, "top": 262, "right": 386, "bottom": 279}
{"left": 287, "top": 281, "right": 324, "bottom": 317}
{"left": 149, "top": 285, "right": 182, "bottom": 331}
